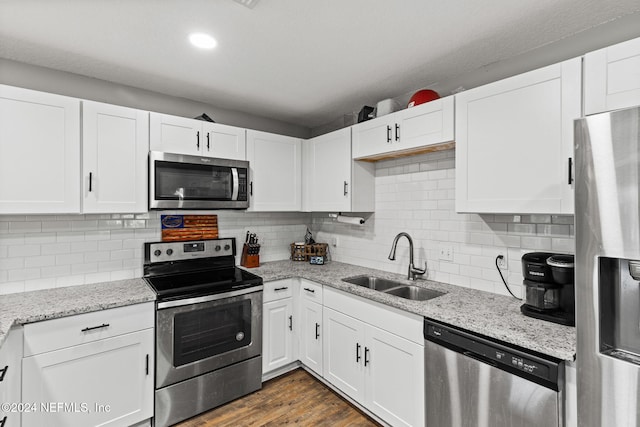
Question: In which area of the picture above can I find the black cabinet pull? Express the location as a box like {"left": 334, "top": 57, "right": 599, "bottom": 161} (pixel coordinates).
{"left": 196, "top": 131, "right": 200, "bottom": 149}
{"left": 395, "top": 123, "right": 400, "bottom": 141}
{"left": 343, "top": 181, "right": 348, "bottom": 196}
{"left": 206, "top": 132, "right": 211, "bottom": 151}
{"left": 274, "top": 286, "right": 288, "bottom": 291}
{"left": 88, "top": 172, "right": 93, "bottom": 192}
{"left": 0, "top": 365, "right": 7, "bottom": 382}
{"left": 0, "top": 415, "right": 6, "bottom": 427}
{"left": 386, "top": 125, "right": 392, "bottom": 143}
{"left": 356, "top": 343, "right": 361, "bottom": 362}
{"left": 568, "top": 158, "right": 573, "bottom": 184}
{"left": 145, "top": 354, "right": 149, "bottom": 375}
{"left": 364, "top": 347, "right": 370, "bottom": 366}
{"left": 288, "top": 315, "right": 293, "bottom": 331}
{"left": 250, "top": 182, "right": 253, "bottom": 196}
{"left": 303, "top": 287, "right": 315, "bottom": 293}
{"left": 315, "top": 323, "right": 320, "bottom": 339}
{"left": 81, "top": 323, "right": 109, "bottom": 332}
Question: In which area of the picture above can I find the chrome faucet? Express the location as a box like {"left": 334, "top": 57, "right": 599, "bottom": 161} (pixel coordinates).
{"left": 388, "top": 232, "right": 427, "bottom": 280}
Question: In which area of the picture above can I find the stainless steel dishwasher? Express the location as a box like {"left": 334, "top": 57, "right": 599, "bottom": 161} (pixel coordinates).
{"left": 424, "top": 319, "right": 564, "bottom": 427}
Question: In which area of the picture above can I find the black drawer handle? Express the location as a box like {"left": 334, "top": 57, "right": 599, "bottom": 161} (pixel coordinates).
{"left": 315, "top": 323, "right": 320, "bottom": 339}
{"left": 0, "top": 365, "right": 7, "bottom": 382}
{"left": 386, "top": 125, "right": 391, "bottom": 143}
{"left": 196, "top": 131, "right": 200, "bottom": 149}
{"left": 81, "top": 323, "right": 109, "bottom": 333}
{"left": 274, "top": 287, "right": 288, "bottom": 291}
{"left": 303, "top": 287, "right": 315, "bottom": 293}
{"left": 364, "top": 346, "right": 370, "bottom": 366}
{"left": 88, "top": 172, "right": 93, "bottom": 192}
{"left": 206, "top": 132, "right": 211, "bottom": 151}
{"left": 288, "top": 315, "right": 293, "bottom": 331}
{"left": 568, "top": 157, "right": 573, "bottom": 184}
{"left": 395, "top": 123, "right": 400, "bottom": 141}
{"left": 356, "top": 343, "right": 361, "bottom": 362}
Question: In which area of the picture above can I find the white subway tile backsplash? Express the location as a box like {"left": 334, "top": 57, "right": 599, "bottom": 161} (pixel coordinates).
{"left": 8, "top": 244, "right": 40, "bottom": 257}
{"left": 42, "top": 221, "right": 72, "bottom": 233}
{"left": 24, "top": 255, "right": 56, "bottom": 268}
{"left": 313, "top": 149, "right": 576, "bottom": 298}
{"left": 56, "top": 253, "right": 85, "bottom": 266}
{"left": 0, "top": 258, "right": 24, "bottom": 270}
{"left": 41, "top": 242, "right": 71, "bottom": 255}
{"left": 70, "top": 241, "right": 99, "bottom": 253}
{"left": 41, "top": 265, "right": 71, "bottom": 278}
{"left": 9, "top": 222, "right": 42, "bottom": 233}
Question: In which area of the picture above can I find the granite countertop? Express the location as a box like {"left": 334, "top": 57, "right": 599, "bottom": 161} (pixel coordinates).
{"left": 247, "top": 260, "right": 576, "bottom": 361}
{"left": 0, "top": 260, "right": 575, "bottom": 361}
{"left": 0, "top": 278, "right": 155, "bottom": 347}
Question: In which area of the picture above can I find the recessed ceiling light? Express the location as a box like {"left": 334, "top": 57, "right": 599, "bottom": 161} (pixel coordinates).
{"left": 189, "top": 33, "right": 217, "bottom": 49}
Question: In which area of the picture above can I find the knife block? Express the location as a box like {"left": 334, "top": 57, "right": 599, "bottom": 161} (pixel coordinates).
{"left": 241, "top": 243, "right": 260, "bottom": 268}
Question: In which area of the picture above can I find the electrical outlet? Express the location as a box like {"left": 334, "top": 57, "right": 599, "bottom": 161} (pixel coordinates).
{"left": 331, "top": 237, "right": 338, "bottom": 247}
{"left": 439, "top": 244, "right": 454, "bottom": 262}
{"left": 497, "top": 252, "right": 508, "bottom": 270}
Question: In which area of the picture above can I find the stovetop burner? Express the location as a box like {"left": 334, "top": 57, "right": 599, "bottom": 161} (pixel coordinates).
{"left": 143, "top": 238, "right": 263, "bottom": 302}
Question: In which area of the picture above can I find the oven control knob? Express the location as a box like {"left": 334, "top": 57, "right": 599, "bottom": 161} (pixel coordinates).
{"left": 166, "top": 249, "right": 173, "bottom": 256}
{"left": 154, "top": 250, "right": 161, "bottom": 257}
{"left": 215, "top": 245, "right": 221, "bottom": 251}
{"left": 236, "top": 332, "right": 245, "bottom": 341}
{"left": 224, "top": 244, "right": 231, "bottom": 251}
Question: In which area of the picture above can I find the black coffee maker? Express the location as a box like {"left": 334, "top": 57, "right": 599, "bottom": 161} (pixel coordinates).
{"left": 520, "top": 252, "right": 575, "bottom": 326}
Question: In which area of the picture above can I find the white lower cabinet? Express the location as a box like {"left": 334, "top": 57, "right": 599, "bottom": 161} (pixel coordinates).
{"left": 0, "top": 327, "right": 23, "bottom": 427}
{"left": 21, "top": 303, "right": 154, "bottom": 427}
{"left": 299, "top": 280, "right": 323, "bottom": 375}
{"left": 262, "top": 279, "right": 297, "bottom": 375}
{"left": 263, "top": 298, "right": 295, "bottom": 373}
{"left": 323, "top": 288, "right": 424, "bottom": 427}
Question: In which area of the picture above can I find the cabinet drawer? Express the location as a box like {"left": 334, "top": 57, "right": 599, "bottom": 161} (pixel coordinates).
{"left": 300, "top": 279, "right": 323, "bottom": 303}
{"left": 24, "top": 302, "right": 154, "bottom": 357}
{"left": 263, "top": 279, "right": 295, "bottom": 303}
{"left": 324, "top": 287, "right": 423, "bottom": 345}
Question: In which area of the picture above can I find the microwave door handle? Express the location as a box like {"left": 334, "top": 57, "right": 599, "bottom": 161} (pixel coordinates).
{"left": 231, "top": 168, "right": 239, "bottom": 201}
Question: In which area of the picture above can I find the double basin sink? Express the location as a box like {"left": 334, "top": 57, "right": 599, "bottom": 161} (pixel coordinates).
{"left": 342, "top": 275, "right": 445, "bottom": 301}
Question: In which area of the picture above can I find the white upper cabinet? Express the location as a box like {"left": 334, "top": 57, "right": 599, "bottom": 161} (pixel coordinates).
{"left": 352, "top": 96, "right": 454, "bottom": 160}
{"left": 150, "top": 112, "right": 246, "bottom": 160}
{"left": 82, "top": 101, "right": 149, "bottom": 213}
{"left": 203, "top": 122, "right": 246, "bottom": 160}
{"left": 455, "top": 58, "right": 581, "bottom": 214}
{"left": 0, "top": 85, "right": 81, "bottom": 214}
{"left": 584, "top": 36, "right": 640, "bottom": 115}
{"left": 246, "top": 130, "right": 302, "bottom": 211}
{"left": 303, "top": 128, "right": 375, "bottom": 212}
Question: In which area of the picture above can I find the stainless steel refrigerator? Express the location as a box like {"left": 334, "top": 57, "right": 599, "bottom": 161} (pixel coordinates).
{"left": 575, "top": 105, "right": 640, "bottom": 427}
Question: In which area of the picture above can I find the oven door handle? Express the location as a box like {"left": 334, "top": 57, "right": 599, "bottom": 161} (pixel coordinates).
{"left": 157, "top": 285, "right": 263, "bottom": 309}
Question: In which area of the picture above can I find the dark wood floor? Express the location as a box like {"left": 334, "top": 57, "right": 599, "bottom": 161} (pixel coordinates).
{"left": 175, "top": 368, "right": 381, "bottom": 426}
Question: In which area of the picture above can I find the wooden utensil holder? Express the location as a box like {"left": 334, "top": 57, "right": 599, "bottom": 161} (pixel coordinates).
{"left": 241, "top": 243, "right": 260, "bottom": 268}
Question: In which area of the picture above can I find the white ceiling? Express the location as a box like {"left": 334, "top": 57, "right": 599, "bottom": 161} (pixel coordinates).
{"left": 1, "top": 0, "right": 639, "bottom": 129}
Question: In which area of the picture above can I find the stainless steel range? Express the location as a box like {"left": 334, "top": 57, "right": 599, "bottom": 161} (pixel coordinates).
{"left": 143, "top": 238, "right": 263, "bottom": 427}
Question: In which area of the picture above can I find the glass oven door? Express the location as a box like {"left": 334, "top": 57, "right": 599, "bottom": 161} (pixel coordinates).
{"left": 156, "top": 288, "right": 262, "bottom": 388}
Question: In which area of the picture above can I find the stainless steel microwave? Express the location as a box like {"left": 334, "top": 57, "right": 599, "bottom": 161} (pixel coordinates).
{"left": 149, "top": 151, "right": 249, "bottom": 210}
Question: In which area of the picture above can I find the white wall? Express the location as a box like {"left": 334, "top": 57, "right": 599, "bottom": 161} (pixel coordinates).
{"left": 312, "top": 149, "right": 574, "bottom": 297}
{"left": 0, "top": 58, "right": 310, "bottom": 139}
{"left": 0, "top": 211, "right": 311, "bottom": 294}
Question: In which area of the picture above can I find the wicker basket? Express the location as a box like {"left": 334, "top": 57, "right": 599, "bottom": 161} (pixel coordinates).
{"left": 290, "top": 243, "right": 329, "bottom": 261}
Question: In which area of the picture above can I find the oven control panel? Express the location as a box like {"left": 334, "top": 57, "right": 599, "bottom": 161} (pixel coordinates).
{"left": 148, "top": 238, "right": 235, "bottom": 263}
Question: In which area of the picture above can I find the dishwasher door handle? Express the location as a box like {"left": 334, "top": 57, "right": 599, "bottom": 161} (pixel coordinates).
{"left": 463, "top": 351, "right": 498, "bottom": 368}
